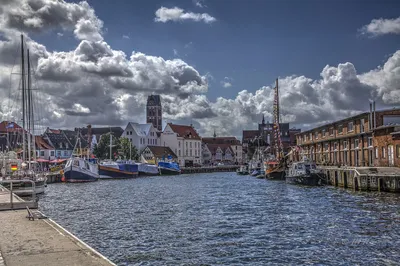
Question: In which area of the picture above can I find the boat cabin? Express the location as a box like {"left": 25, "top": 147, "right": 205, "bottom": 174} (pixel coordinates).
{"left": 287, "top": 161, "right": 317, "bottom": 177}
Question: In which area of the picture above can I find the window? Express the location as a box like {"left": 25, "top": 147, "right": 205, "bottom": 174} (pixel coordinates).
{"left": 315, "top": 131, "right": 318, "bottom": 139}
{"left": 179, "top": 150, "right": 181, "bottom": 156}
{"left": 329, "top": 127, "right": 334, "bottom": 136}
{"left": 348, "top": 122, "right": 354, "bottom": 132}
{"left": 57, "top": 150, "right": 61, "bottom": 157}
{"left": 338, "top": 125, "right": 343, "bottom": 134}
{"left": 360, "top": 119, "right": 364, "bottom": 133}
{"left": 368, "top": 137, "right": 373, "bottom": 147}
{"left": 190, "top": 142, "right": 192, "bottom": 148}
{"left": 343, "top": 141, "right": 348, "bottom": 150}
{"left": 354, "top": 139, "right": 359, "bottom": 149}
{"left": 324, "top": 143, "right": 329, "bottom": 151}
{"left": 40, "top": 151, "right": 45, "bottom": 156}
{"left": 382, "top": 147, "right": 386, "bottom": 158}
{"left": 51, "top": 151, "right": 55, "bottom": 156}
{"left": 309, "top": 133, "right": 312, "bottom": 141}
{"left": 397, "top": 145, "right": 400, "bottom": 158}
{"left": 322, "top": 129, "right": 326, "bottom": 138}
{"left": 375, "top": 147, "right": 379, "bottom": 159}
{"left": 318, "top": 144, "right": 321, "bottom": 152}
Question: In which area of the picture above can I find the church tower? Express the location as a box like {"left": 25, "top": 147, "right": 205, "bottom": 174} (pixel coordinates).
{"left": 146, "top": 95, "right": 162, "bottom": 131}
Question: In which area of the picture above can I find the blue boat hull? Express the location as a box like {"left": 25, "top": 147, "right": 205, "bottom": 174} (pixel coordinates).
{"left": 98, "top": 166, "right": 138, "bottom": 179}
{"left": 63, "top": 168, "right": 98, "bottom": 182}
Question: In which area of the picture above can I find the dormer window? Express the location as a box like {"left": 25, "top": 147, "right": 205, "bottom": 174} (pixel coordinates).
{"left": 59, "top": 143, "right": 62, "bottom": 149}
{"left": 65, "top": 143, "right": 69, "bottom": 149}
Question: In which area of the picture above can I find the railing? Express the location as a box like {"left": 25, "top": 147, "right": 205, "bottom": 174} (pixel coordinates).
{"left": 0, "top": 180, "right": 37, "bottom": 210}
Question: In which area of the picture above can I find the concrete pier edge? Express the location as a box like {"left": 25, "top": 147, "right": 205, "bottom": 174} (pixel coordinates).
{"left": 42, "top": 215, "right": 117, "bottom": 265}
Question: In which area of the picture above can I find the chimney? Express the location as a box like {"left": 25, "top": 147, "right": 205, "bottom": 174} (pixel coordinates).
{"left": 369, "top": 102, "right": 373, "bottom": 131}
{"left": 373, "top": 101, "right": 376, "bottom": 129}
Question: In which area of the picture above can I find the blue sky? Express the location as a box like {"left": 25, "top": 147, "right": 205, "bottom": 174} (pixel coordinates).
{"left": 1, "top": 0, "right": 400, "bottom": 137}
{"left": 38, "top": 0, "right": 400, "bottom": 101}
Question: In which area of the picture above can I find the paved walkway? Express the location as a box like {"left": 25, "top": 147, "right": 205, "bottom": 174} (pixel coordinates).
{"left": 0, "top": 210, "right": 115, "bottom": 266}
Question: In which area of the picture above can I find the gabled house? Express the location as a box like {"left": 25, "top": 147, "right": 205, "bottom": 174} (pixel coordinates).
{"left": 141, "top": 146, "right": 178, "bottom": 164}
{"left": 63, "top": 129, "right": 89, "bottom": 156}
{"left": 202, "top": 136, "right": 243, "bottom": 164}
{"left": 35, "top": 136, "right": 55, "bottom": 159}
{"left": 161, "top": 123, "right": 202, "bottom": 167}
{"left": 202, "top": 143, "right": 212, "bottom": 165}
{"left": 122, "top": 122, "right": 159, "bottom": 152}
{"left": 43, "top": 132, "right": 73, "bottom": 159}
{"left": 205, "top": 143, "right": 236, "bottom": 165}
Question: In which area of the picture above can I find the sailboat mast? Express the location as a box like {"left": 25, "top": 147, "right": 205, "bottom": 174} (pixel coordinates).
{"left": 109, "top": 128, "right": 112, "bottom": 161}
{"left": 21, "top": 34, "right": 26, "bottom": 161}
{"left": 27, "top": 49, "right": 32, "bottom": 169}
{"left": 29, "top": 48, "right": 36, "bottom": 161}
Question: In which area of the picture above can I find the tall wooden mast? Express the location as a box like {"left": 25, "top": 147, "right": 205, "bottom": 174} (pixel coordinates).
{"left": 273, "top": 78, "right": 282, "bottom": 159}
{"left": 21, "top": 34, "right": 26, "bottom": 161}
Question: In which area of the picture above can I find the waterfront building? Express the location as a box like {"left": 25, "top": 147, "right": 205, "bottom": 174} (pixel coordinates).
{"left": 76, "top": 125, "right": 124, "bottom": 145}
{"left": 122, "top": 122, "right": 160, "bottom": 152}
{"left": 43, "top": 131, "right": 74, "bottom": 159}
{"left": 146, "top": 95, "right": 162, "bottom": 131}
{"left": 35, "top": 136, "right": 55, "bottom": 160}
{"left": 141, "top": 146, "right": 178, "bottom": 164}
{"left": 242, "top": 116, "right": 300, "bottom": 161}
{"left": 294, "top": 106, "right": 400, "bottom": 167}
{"left": 202, "top": 135, "right": 243, "bottom": 164}
{"left": 161, "top": 123, "right": 202, "bottom": 167}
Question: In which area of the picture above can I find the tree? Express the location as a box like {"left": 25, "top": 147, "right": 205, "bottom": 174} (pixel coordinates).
{"left": 93, "top": 133, "right": 120, "bottom": 160}
{"left": 119, "top": 137, "right": 139, "bottom": 160}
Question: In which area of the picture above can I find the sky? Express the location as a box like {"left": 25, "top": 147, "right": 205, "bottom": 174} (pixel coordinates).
{"left": 0, "top": 0, "right": 399, "bottom": 139}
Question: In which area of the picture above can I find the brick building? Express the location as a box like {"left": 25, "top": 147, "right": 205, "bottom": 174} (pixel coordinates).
{"left": 293, "top": 105, "right": 400, "bottom": 167}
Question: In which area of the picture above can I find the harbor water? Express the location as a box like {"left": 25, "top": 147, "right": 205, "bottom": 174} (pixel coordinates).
{"left": 38, "top": 173, "right": 400, "bottom": 265}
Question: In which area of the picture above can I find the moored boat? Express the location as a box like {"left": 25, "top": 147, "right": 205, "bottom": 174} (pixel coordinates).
{"left": 62, "top": 157, "right": 98, "bottom": 182}
{"left": 285, "top": 160, "right": 323, "bottom": 186}
{"left": 237, "top": 165, "right": 249, "bottom": 175}
{"left": 137, "top": 163, "right": 159, "bottom": 176}
{"left": 98, "top": 160, "right": 138, "bottom": 179}
{"left": 158, "top": 161, "right": 181, "bottom": 175}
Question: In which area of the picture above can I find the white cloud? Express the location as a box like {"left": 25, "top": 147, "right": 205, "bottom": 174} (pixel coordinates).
{"left": 154, "top": 7, "right": 216, "bottom": 24}
{"left": 221, "top": 77, "right": 232, "bottom": 88}
{"left": 57, "top": 32, "right": 63, "bottom": 37}
{"left": 360, "top": 16, "right": 400, "bottom": 36}
{"left": 193, "top": 0, "right": 206, "bottom": 8}
{"left": 173, "top": 49, "right": 179, "bottom": 56}
{"left": 0, "top": 3, "right": 399, "bottom": 139}
{"left": 122, "top": 35, "right": 130, "bottom": 39}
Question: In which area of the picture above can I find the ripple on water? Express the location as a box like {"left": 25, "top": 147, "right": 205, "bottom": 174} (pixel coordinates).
{"left": 38, "top": 173, "right": 400, "bottom": 266}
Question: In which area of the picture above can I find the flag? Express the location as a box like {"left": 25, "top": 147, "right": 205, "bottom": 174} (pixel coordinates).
{"left": 11, "top": 164, "right": 17, "bottom": 171}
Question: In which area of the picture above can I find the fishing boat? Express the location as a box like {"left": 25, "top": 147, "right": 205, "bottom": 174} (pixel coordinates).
{"left": 99, "top": 160, "right": 138, "bottom": 179}
{"left": 265, "top": 161, "right": 286, "bottom": 180}
{"left": 236, "top": 165, "right": 249, "bottom": 175}
{"left": 0, "top": 35, "right": 47, "bottom": 196}
{"left": 285, "top": 159, "right": 323, "bottom": 186}
{"left": 136, "top": 162, "right": 159, "bottom": 176}
{"left": 158, "top": 161, "right": 181, "bottom": 175}
{"left": 62, "top": 133, "right": 98, "bottom": 182}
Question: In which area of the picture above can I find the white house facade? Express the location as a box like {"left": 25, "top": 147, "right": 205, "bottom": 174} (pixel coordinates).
{"left": 161, "top": 123, "right": 202, "bottom": 167}
{"left": 122, "top": 122, "right": 159, "bottom": 152}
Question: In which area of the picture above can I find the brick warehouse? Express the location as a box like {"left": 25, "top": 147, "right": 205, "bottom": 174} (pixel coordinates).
{"left": 292, "top": 104, "right": 400, "bottom": 167}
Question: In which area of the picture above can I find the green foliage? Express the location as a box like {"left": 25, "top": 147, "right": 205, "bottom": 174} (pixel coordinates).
{"left": 93, "top": 133, "right": 120, "bottom": 160}
{"left": 119, "top": 137, "right": 139, "bottom": 160}
{"left": 93, "top": 134, "right": 139, "bottom": 161}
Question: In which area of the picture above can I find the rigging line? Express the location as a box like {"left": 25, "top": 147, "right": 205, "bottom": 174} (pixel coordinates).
{"left": 6, "top": 36, "right": 22, "bottom": 123}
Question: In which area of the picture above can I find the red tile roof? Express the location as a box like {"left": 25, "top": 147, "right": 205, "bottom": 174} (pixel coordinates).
{"left": 0, "top": 121, "right": 25, "bottom": 133}
{"left": 168, "top": 123, "right": 201, "bottom": 140}
{"left": 46, "top": 128, "right": 61, "bottom": 134}
{"left": 35, "top": 136, "right": 54, "bottom": 150}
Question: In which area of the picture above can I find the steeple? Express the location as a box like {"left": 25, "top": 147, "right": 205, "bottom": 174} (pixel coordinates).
{"left": 213, "top": 129, "right": 216, "bottom": 138}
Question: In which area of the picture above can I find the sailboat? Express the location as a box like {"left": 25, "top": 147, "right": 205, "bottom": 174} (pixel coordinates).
{"left": 62, "top": 131, "right": 99, "bottom": 182}
{"left": 265, "top": 78, "right": 287, "bottom": 180}
{"left": 98, "top": 131, "right": 139, "bottom": 179}
{"left": 0, "top": 34, "right": 47, "bottom": 196}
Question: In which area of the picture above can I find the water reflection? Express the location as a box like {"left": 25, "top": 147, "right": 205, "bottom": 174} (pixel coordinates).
{"left": 39, "top": 173, "right": 400, "bottom": 265}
